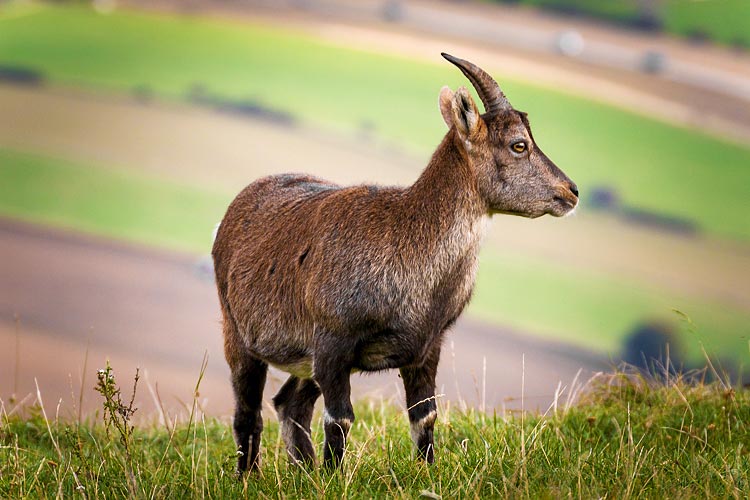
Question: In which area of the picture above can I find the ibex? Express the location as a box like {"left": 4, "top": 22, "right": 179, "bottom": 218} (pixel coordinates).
{"left": 212, "top": 53, "right": 578, "bottom": 472}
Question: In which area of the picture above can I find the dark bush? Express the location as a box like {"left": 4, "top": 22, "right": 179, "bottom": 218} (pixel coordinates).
{"left": 620, "top": 207, "right": 698, "bottom": 236}
{"left": 132, "top": 85, "right": 154, "bottom": 104}
{"left": 185, "top": 84, "right": 295, "bottom": 126}
{"left": 587, "top": 186, "right": 620, "bottom": 210}
{"left": 622, "top": 320, "right": 682, "bottom": 374}
{"left": 0, "top": 65, "right": 44, "bottom": 86}
{"left": 685, "top": 29, "right": 711, "bottom": 45}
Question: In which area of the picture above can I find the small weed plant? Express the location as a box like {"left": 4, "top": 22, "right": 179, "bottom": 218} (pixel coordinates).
{"left": 94, "top": 362, "right": 139, "bottom": 495}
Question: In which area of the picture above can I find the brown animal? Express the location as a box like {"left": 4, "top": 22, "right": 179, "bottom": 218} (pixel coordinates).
{"left": 212, "top": 53, "right": 578, "bottom": 472}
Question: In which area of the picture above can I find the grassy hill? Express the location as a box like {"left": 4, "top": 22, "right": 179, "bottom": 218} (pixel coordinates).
{"left": 1, "top": 365, "right": 748, "bottom": 498}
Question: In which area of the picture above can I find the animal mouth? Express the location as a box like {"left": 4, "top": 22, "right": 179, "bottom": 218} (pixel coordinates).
{"left": 554, "top": 195, "right": 576, "bottom": 207}
{"left": 552, "top": 194, "right": 578, "bottom": 216}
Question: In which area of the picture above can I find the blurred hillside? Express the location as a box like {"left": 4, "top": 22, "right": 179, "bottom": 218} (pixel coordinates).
{"left": 0, "top": 0, "right": 748, "bottom": 412}
{"left": 489, "top": 0, "right": 750, "bottom": 47}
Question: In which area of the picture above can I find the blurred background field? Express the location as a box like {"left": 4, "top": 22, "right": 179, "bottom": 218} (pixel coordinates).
{"left": 0, "top": 0, "right": 748, "bottom": 414}
{"left": 496, "top": 0, "right": 750, "bottom": 47}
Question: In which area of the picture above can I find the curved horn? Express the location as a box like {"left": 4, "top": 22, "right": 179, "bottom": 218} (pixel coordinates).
{"left": 441, "top": 52, "right": 510, "bottom": 114}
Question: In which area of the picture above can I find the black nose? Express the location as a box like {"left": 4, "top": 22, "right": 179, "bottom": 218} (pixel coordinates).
{"left": 569, "top": 183, "right": 579, "bottom": 198}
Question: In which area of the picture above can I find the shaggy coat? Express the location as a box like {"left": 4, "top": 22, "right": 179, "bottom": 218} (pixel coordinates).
{"left": 213, "top": 53, "right": 578, "bottom": 472}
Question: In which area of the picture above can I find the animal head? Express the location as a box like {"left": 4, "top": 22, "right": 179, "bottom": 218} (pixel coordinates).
{"left": 440, "top": 53, "right": 578, "bottom": 218}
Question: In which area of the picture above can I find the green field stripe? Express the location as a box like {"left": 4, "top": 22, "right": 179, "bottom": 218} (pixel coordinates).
{"left": 504, "top": 0, "right": 749, "bottom": 47}
{"left": 664, "top": 0, "right": 750, "bottom": 46}
{"left": 0, "top": 4, "right": 749, "bottom": 239}
{"left": 470, "top": 248, "right": 750, "bottom": 364}
{"left": 0, "top": 148, "right": 229, "bottom": 253}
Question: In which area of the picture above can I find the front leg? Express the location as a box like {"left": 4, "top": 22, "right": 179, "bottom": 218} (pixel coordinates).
{"left": 313, "top": 332, "right": 355, "bottom": 468}
{"left": 400, "top": 343, "right": 441, "bottom": 464}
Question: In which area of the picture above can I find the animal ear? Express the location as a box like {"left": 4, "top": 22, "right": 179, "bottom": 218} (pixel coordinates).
{"left": 438, "top": 86, "right": 455, "bottom": 129}
{"left": 449, "top": 86, "right": 482, "bottom": 142}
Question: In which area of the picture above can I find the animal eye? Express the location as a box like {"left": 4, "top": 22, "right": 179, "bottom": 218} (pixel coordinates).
{"left": 511, "top": 141, "right": 527, "bottom": 153}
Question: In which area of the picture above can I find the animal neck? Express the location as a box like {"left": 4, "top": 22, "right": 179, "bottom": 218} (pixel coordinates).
{"left": 407, "top": 129, "right": 484, "bottom": 226}
{"left": 403, "top": 129, "right": 487, "bottom": 258}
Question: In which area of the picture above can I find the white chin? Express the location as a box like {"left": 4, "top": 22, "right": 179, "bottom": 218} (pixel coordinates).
{"left": 562, "top": 205, "right": 578, "bottom": 218}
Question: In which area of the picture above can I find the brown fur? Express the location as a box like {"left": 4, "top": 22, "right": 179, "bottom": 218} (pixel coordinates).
{"left": 213, "top": 54, "right": 578, "bottom": 472}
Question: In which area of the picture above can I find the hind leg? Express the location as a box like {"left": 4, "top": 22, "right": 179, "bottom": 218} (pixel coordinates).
{"left": 273, "top": 376, "right": 321, "bottom": 465}
{"left": 230, "top": 356, "right": 268, "bottom": 474}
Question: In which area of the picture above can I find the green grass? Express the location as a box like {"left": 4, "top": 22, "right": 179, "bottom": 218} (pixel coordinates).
{"left": 663, "top": 0, "right": 750, "bottom": 46}
{"left": 512, "top": 0, "right": 645, "bottom": 24}
{"left": 0, "top": 148, "right": 227, "bottom": 253}
{"left": 3, "top": 146, "right": 748, "bottom": 365}
{"left": 471, "top": 249, "right": 750, "bottom": 365}
{"left": 1, "top": 366, "right": 749, "bottom": 498}
{"left": 1, "top": 4, "right": 750, "bottom": 240}
{"left": 498, "top": 0, "right": 750, "bottom": 47}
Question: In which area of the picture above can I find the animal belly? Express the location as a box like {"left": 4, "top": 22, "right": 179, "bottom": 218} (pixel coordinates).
{"left": 269, "top": 358, "right": 314, "bottom": 379}
{"left": 355, "top": 336, "right": 424, "bottom": 372}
